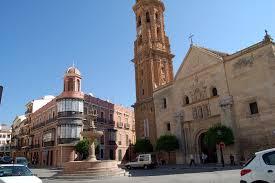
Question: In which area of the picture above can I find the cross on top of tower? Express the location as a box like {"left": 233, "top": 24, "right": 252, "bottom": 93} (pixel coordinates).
{"left": 264, "top": 29, "right": 273, "bottom": 42}
{"left": 189, "top": 34, "right": 194, "bottom": 45}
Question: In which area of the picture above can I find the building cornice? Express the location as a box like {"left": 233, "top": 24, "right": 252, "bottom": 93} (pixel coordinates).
{"left": 153, "top": 81, "right": 173, "bottom": 93}
{"left": 224, "top": 40, "right": 273, "bottom": 62}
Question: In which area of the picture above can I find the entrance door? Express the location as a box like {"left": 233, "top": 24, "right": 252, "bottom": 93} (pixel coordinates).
{"left": 199, "top": 133, "right": 217, "bottom": 163}
{"left": 109, "top": 149, "right": 114, "bottom": 160}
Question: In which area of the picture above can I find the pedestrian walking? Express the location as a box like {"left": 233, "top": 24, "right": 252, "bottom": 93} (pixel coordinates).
{"left": 230, "top": 154, "right": 235, "bottom": 166}
{"left": 189, "top": 154, "right": 196, "bottom": 167}
{"left": 201, "top": 152, "right": 207, "bottom": 164}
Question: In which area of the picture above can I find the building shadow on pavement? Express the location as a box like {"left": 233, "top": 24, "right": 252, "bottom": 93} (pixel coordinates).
{"left": 126, "top": 165, "right": 241, "bottom": 177}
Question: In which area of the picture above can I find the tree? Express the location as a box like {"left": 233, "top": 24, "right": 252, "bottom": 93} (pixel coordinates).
{"left": 134, "top": 139, "right": 153, "bottom": 153}
{"left": 204, "top": 124, "right": 235, "bottom": 147}
{"left": 75, "top": 139, "right": 90, "bottom": 160}
{"left": 156, "top": 135, "right": 179, "bottom": 162}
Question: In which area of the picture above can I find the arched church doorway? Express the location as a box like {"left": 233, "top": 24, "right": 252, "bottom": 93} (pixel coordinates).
{"left": 198, "top": 133, "right": 217, "bottom": 163}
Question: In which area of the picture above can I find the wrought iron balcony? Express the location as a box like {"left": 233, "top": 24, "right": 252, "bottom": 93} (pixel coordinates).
{"left": 45, "top": 117, "right": 57, "bottom": 125}
{"left": 58, "top": 111, "right": 83, "bottom": 118}
{"left": 43, "top": 141, "right": 55, "bottom": 147}
{"left": 32, "top": 122, "right": 45, "bottom": 131}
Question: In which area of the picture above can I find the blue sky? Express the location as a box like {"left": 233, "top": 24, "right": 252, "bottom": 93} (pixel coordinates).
{"left": 0, "top": 0, "right": 274, "bottom": 124}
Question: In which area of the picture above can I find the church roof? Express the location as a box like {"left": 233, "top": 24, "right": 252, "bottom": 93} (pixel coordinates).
{"left": 195, "top": 46, "right": 230, "bottom": 57}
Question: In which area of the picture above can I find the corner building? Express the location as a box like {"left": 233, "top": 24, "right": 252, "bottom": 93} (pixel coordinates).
{"left": 12, "top": 67, "right": 135, "bottom": 167}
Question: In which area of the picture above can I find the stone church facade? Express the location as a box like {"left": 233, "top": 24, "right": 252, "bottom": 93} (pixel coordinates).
{"left": 133, "top": 1, "right": 275, "bottom": 164}
{"left": 154, "top": 35, "right": 275, "bottom": 164}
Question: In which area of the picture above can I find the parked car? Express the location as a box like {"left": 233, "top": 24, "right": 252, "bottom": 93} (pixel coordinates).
{"left": 125, "top": 154, "right": 157, "bottom": 169}
{"left": 240, "top": 148, "right": 275, "bottom": 183}
{"left": 0, "top": 157, "right": 12, "bottom": 164}
{"left": 0, "top": 164, "right": 42, "bottom": 183}
{"left": 14, "top": 157, "right": 28, "bottom": 167}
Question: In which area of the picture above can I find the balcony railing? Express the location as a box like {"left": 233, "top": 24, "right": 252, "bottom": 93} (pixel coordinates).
{"left": 96, "top": 117, "right": 107, "bottom": 123}
{"left": 43, "top": 141, "right": 55, "bottom": 147}
{"left": 32, "top": 144, "right": 40, "bottom": 148}
{"left": 19, "top": 129, "right": 30, "bottom": 136}
{"left": 45, "top": 117, "right": 57, "bottom": 125}
{"left": 58, "top": 111, "right": 83, "bottom": 118}
{"left": 32, "top": 122, "right": 45, "bottom": 131}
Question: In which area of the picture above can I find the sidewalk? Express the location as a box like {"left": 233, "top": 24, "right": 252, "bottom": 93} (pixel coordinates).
{"left": 31, "top": 168, "right": 62, "bottom": 179}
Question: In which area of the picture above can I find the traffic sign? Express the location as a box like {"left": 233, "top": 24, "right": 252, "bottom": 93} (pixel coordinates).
{"left": 219, "top": 142, "right": 225, "bottom": 149}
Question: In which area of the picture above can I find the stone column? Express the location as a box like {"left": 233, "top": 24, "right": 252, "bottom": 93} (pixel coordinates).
{"left": 87, "top": 139, "right": 97, "bottom": 162}
{"left": 173, "top": 112, "right": 185, "bottom": 164}
{"left": 219, "top": 96, "right": 240, "bottom": 164}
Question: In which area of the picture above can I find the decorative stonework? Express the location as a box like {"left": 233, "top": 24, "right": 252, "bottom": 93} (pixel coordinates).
{"left": 189, "top": 75, "right": 207, "bottom": 103}
{"left": 219, "top": 96, "right": 233, "bottom": 108}
{"left": 234, "top": 54, "right": 255, "bottom": 69}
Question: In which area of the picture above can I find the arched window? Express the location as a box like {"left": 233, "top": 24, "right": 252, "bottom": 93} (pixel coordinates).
{"left": 68, "top": 78, "right": 74, "bottom": 91}
{"left": 155, "top": 12, "right": 159, "bottom": 20}
{"left": 138, "top": 35, "right": 143, "bottom": 46}
{"left": 185, "top": 96, "right": 190, "bottom": 105}
{"left": 77, "top": 79, "right": 80, "bottom": 92}
{"left": 212, "top": 87, "right": 218, "bottom": 97}
{"left": 137, "top": 16, "right": 141, "bottom": 27}
{"left": 157, "top": 27, "right": 161, "bottom": 39}
{"left": 163, "top": 98, "right": 167, "bottom": 109}
{"left": 146, "top": 12, "right": 150, "bottom": 23}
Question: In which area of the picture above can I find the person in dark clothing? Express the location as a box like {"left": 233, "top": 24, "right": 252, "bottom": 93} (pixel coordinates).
{"left": 189, "top": 154, "right": 196, "bottom": 167}
{"left": 230, "top": 154, "right": 235, "bottom": 166}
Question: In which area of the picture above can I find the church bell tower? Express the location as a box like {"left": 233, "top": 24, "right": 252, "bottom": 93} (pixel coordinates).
{"left": 133, "top": 0, "right": 174, "bottom": 144}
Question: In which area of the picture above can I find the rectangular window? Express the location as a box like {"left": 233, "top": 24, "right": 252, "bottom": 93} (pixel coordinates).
{"left": 192, "top": 107, "right": 198, "bottom": 120}
{"left": 197, "top": 106, "right": 203, "bottom": 119}
{"left": 167, "top": 123, "right": 171, "bottom": 131}
{"left": 126, "top": 135, "right": 129, "bottom": 146}
{"left": 84, "top": 107, "right": 87, "bottom": 115}
{"left": 249, "top": 102, "right": 259, "bottom": 115}
{"left": 163, "top": 98, "right": 167, "bottom": 109}
{"left": 202, "top": 105, "right": 210, "bottom": 118}
{"left": 118, "top": 149, "right": 122, "bottom": 161}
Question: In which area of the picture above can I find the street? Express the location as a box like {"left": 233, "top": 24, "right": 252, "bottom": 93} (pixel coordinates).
{"left": 32, "top": 167, "right": 241, "bottom": 183}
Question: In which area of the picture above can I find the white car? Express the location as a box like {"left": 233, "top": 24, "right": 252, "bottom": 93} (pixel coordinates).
{"left": 125, "top": 154, "right": 157, "bottom": 169}
{"left": 240, "top": 148, "right": 275, "bottom": 183}
{"left": 0, "top": 164, "right": 42, "bottom": 183}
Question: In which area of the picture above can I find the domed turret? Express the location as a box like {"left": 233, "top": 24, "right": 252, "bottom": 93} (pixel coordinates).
{"left": 66, "top": 66, "right": 81, "bottom": 76}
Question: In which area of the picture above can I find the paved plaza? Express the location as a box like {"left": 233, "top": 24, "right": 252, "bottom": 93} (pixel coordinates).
{"left": 32, "top": 166, "right": 241, "bottom": 183}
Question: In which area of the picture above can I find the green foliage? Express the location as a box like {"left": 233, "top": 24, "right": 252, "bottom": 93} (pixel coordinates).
{"left": 156, "top": 135, "right": 179, "bottom": 152}
{"left": 134, "top": 139, "right": 153, "bottom": 153}
{"left": 204, "top": 125, "right": 235, "bottom": 147}
{"left": 75, "top": 139, "right": 90, "bottom": 160}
